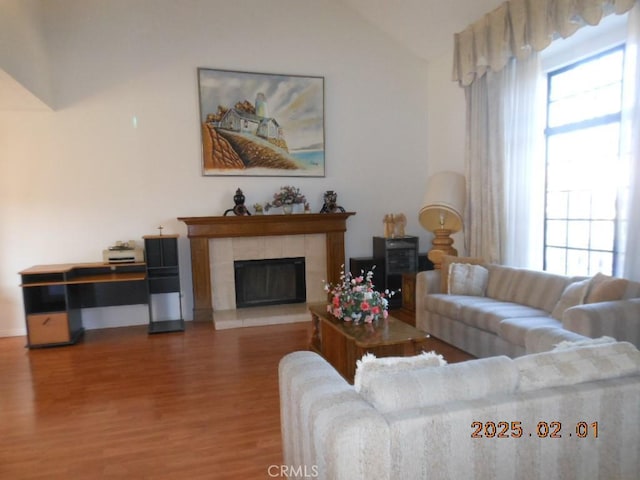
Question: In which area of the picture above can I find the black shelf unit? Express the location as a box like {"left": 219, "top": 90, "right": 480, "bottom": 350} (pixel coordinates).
{"left": 143, "top": 235, "right": 184, "bottom": 333}
{"left": 373, "top": 236, "right": 419, "bottom": 308}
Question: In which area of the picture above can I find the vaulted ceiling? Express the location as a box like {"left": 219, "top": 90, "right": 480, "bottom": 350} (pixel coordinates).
{"left": 2, "top": 0, "right": 504, "bottom": 110}
{"left": 340, "top": 0, "right": 505, "bottom": 61}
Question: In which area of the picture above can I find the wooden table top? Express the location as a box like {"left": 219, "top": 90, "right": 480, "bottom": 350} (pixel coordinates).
{"left": 308, "top": 303, "right": 429, "bottom": 348}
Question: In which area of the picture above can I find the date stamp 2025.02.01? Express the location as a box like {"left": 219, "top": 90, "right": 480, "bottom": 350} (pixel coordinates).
{"left": 471, "top": 421, "right": 599, "bottom": 439}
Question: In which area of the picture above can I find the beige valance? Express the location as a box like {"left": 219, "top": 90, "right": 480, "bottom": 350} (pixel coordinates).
{"left": 453, "top": 0, "right": 638, "bottom": 86}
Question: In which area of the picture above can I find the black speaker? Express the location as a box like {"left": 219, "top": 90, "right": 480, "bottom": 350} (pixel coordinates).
{"left": 349, "top": 257, "right": 384, "bottom": 290}
{"left": 418, "top": 253, "right": 434, "bottom": 271}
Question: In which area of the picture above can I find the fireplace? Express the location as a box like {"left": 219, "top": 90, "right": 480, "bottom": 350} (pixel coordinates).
{"left": 234, "top": 257, "right": 306, "bottom": 308}
{"left": 178, "top": 212, "right": 355, "bottom": 325}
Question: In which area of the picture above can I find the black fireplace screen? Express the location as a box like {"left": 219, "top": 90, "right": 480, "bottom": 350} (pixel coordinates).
{"left": 234, "top": 257, "right": 306, "bottom": 308}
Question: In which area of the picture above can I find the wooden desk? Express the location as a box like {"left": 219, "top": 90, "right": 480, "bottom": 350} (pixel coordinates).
{"left": 20, "top": 262, "right": 149, "bottom": 348}
{"left": 308, "top": 303, "right": 430, "bottom": 383}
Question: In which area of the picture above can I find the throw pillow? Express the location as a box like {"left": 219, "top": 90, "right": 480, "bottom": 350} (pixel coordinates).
{"left": 515, "top": 341, "right": 640, "bottom": 392}
{"left": 440, "top": 255, "right": 485, "bottom": 294}
{"left": 584, "top": 272, "right": 628, "bottom": 303}
{"left": 353, "top": 351, "right": 446, "bottom": 395}
{"left": 553, "top": 336, "right": 617, "bottom": 351}
{"left": 550, "top": 278, "right": 591, "bottom": 321}
{"left": 361, "top": 356, "right": 519, "bottom": 413}
{"left": 448, "top": 262, "right": 489, "bottom": 296}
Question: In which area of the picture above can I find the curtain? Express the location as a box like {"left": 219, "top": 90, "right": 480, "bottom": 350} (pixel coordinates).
{"left": 619, "top": 5, "right": 640, "bottom": 280}
{"left": 453, "top": 0, "right": 638, "bottom": 86}
{"left": 459, "top": 0, "right": 639, "bottom": 270}
{"left": 464, "top": 53, "right": 544, "bottom": 266}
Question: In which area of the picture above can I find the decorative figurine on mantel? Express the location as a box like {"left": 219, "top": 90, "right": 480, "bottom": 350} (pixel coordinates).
{"left": 383, "top": 213, "right": 407, "bottom": 238}
{"left": 394, "top": 213, "right": 407, "bottom": 237}
{"left": 383, "top": 214, "right": 395, "bottom": 238}
{"left": 319, "top": 190, "right": 345, "bottom": 213}
{"left": 224, "top": 188, "right": 251, "bottom": 216}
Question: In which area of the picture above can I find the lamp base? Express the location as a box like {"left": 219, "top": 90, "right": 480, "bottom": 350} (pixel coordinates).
{"left": 427, "top": 228, "right": 458, "bottom": 270}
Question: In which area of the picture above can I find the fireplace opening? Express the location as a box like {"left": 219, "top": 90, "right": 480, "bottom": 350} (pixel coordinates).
{"left": 234, "top": 257, "right": 306, "bottom": 308}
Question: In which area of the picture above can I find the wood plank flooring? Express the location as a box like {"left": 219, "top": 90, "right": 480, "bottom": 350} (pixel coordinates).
{"left": 0, "top": 313, "right": 472, "bottom": 480}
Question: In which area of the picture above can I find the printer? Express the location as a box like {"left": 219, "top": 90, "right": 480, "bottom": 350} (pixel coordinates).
{"left": 102, "top": 240, "right": 145, "bottom": 264}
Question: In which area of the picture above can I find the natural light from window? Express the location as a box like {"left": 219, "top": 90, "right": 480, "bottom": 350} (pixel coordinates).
{"left": 544, "top": 46, "right": 624, "bottom": 277}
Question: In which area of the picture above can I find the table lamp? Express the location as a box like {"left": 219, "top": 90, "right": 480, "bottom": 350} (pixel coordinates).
{"left": 418, "top": 171, "right": 465, "bottom": 270}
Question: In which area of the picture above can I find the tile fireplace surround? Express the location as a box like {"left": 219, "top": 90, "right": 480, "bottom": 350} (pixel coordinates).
{"left": 178, "top": 213, "right": 355, "bottom": 329}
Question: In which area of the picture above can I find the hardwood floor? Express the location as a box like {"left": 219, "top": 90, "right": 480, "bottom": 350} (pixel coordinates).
{"left": 0, "top": 313, "right": 472, "bottom": 479}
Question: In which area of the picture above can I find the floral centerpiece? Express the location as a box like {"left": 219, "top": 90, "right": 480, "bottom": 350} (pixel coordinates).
{"left": 264, "top": 185, "right": 306, "bottom": 212}
{"left": 323, "top": 266, "right": 397, "bottom": 324}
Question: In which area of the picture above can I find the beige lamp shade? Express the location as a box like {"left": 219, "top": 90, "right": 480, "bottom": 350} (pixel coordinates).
{"left": 419, "top": 171, "right": 465, "bottom": 233}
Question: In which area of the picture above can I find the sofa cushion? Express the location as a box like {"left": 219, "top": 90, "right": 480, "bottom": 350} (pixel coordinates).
{"left": 585, "top": 272, "right": 628, "bottom": 303}
{"left": 524, "top": 326, "right": 591, "bottom": 354}
{"left": 498, "top": 317, "right": 563, "bottom": 348}
{"left": 515, "top": 341, "right": 640, "bottom": 392}
{"left": 448, "top": 263, "right": 489, "bottom": 296}
{"left": 551, "top": 278, "right": 591, "bottom": 320}
{"left": 486, "top": 265, "right": 570, "bottom": 313}
{"left": 423, "top": 293, "right": 497, "bottom": 320}
{"left": 457, "top": 300, "right": 549, "bottom": 334}
{"left": 440, "top": 255, "right": 485, "bottom": 294}
{"left": 354, "top": 351, "right": 446, "bottom": 396}
{"left": 362, "top": 356, "right": 519, "bottom": 413}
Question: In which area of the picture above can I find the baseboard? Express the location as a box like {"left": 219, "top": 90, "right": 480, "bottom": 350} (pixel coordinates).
{"left": 0, "top": 328, "right": 26, "bottom": 338}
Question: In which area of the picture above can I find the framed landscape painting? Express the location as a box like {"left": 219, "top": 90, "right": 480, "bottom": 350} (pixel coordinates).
{"left": 197, "top": 68, "right": 325, "bottom": 177}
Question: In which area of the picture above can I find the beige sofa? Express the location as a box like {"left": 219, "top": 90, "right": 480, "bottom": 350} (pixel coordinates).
{"left": 416, "top": 258, "right": 640, "bottom": 358}
{"left": 279, "top": 342, "right": 640, "bottom": 480}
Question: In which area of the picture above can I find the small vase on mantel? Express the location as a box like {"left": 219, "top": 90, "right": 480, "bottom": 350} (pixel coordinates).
{"left": 282, "top": 204, "right": 293, "bottom": 215}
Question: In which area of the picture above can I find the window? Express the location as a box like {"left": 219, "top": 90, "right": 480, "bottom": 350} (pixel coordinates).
{"left": 544, "top": 46, "right": 625, "bottom": 277}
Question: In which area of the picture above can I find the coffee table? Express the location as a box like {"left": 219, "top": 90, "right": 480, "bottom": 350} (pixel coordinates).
{"left": 308, "top": 303, "right": 431, "bottom": 383}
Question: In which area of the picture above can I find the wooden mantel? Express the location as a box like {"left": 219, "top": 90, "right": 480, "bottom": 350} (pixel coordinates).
{"left": 178, "top": 213, "right": 355, "bottom": 322}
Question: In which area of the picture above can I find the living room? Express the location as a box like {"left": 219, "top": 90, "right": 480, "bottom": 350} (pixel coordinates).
{"left": 1, "top": 0, "right": 458, "bottom": 337}
{"left": 2, "top": 0, "right": 640, "bottom": 478}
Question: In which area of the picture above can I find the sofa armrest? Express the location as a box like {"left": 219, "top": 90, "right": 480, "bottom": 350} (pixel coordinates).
{"left": 415, "top": 271, "right": 442, "bottom": 333}
{"left": 563, "top": 299, "right": 640, "bottom": 348}
{"left": 279, "top": 351, "right": 390, "bottom": 480}
{"left": 416, "top": 270, "right": 441, "bottom": 309}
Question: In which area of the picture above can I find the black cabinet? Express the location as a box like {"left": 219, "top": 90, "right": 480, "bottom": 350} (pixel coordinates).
{"left": 349, "top": 257, "right": 385, "bottom": 291}
{"left": 143, "top": 235, "right": 184, "bottom": 333}
{"left": 373, "top": 236, "right": 419, "bottom": 308}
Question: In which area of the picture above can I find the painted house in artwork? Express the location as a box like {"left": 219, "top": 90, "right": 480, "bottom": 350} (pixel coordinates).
{"left": 219, "top": 109, "right": 261, "bottom": 135}
{"left": 219, "top": 109, "right": 283, "bottom": 141}
{"left": 256, "top": 117, "right": 281, "bottom": 140}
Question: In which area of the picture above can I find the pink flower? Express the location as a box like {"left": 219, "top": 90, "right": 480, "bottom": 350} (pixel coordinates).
{"left": 333, "top": 307, "right": 342, "bottom": 317}
{"left": 371, "top": 306, "right": 380, "bottom": 315}
{"left": 360, "top": 301, "right": 370, "bottom": 311}
{"left": 332, "top": 295, "right": 341, "bottom": 306}
{"left": 383, "top": 310, "right": 389, "bottom": 319}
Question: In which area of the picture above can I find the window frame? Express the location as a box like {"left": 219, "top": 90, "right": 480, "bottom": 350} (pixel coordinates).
{"left": 542, "top": 44, "right": 625, "bottom": 276}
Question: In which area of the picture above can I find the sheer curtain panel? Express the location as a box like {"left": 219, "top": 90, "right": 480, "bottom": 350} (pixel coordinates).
{"left": 619, "top": 5, "right": 640, "bottom": 280}
{"left": 464, "top": 54, "right": 544, "bottom": 266}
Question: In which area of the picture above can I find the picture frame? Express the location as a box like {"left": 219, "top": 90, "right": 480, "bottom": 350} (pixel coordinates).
{"left": 197, "top": 68, "right": 325, "bottom": 177}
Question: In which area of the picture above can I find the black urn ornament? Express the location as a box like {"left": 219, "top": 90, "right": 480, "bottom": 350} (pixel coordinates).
{"left": 224, "top": 188, "right": 251, "bottom": 216}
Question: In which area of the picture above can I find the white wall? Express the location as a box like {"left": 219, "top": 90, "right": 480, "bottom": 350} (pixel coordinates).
{"left": 425, "top": 50, "right": 467, "bottom": 255}
{"left": 0, "top": 0, "right": 52, "bottom": 107}
{"left": 0, "top": 0, "right": 434, "bottom": 336}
